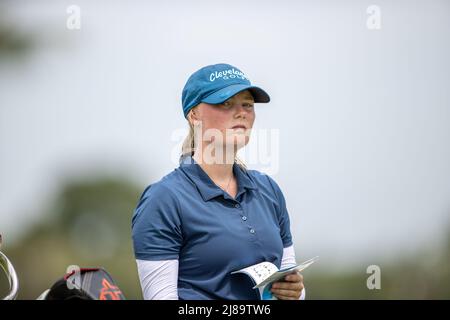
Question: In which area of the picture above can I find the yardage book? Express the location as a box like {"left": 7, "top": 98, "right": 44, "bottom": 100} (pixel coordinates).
{"left": 231, "top": 256, "right": 319, "bottom": 300}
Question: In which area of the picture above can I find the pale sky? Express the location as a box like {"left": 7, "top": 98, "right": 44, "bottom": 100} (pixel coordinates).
{"left": 1, "top": 0, "right": 449, "bottom": 269}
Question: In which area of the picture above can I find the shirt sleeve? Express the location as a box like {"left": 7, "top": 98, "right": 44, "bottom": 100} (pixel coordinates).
{"left": 132, "top": 183, "right": 183, "bottom": 260}
{"left": 266, "top": 175, "right": 293, "bottom": 248}
{"left": 136, "top": 259, "right": 179, "bottom": 300}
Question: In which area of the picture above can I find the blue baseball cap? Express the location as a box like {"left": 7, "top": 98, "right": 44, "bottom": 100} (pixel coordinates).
{"left": 181, "top": 63, "right": 270, "bottom": 118}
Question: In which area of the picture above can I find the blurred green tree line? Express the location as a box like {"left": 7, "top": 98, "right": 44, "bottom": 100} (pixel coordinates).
{"left": 2, "top": 176, "right": 144, "bottom": 299}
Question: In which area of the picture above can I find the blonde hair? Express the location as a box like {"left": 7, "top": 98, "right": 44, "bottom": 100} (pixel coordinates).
{"left": 181, "top": 111, "right": 247, "bottom": 170}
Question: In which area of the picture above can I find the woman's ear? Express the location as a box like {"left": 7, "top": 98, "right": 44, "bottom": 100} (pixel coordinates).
{"left": 188, "top": 108, "right": 199, "bottom": 126}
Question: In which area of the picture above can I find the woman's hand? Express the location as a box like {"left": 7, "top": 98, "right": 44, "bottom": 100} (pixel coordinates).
{"left": 270, "top": 271, "right": 304, "bottom": 300}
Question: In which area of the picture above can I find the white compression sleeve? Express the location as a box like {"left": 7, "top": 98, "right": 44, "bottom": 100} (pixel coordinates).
{"left": 136, "top": 259, "right": 179, "bottom": 300}
{"left": 281, "top": 245, "right": 306, "bottom": 300}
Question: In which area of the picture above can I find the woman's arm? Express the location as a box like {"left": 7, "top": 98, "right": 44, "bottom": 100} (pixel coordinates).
{"left": 132, "top": 183, "right": 183, "bottom": 300}
{"left": 279, "top": 245, "right": 306, "bottom": 300}
{"left": 136, "top": 259, "right": 179, "bottom": 300}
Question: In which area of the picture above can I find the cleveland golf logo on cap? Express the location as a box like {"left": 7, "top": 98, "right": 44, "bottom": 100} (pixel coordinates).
{"left": 209, "top": 68, "right": 248, "bottom": 82}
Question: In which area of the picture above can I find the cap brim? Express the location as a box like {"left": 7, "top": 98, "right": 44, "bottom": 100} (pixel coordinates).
{"left": 201, "top": 84, "right": 270, "bottom": 105}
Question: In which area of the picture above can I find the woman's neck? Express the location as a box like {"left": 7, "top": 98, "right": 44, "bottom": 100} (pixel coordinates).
{"left": 192, "top": 147, "right": 236, "bottom": 185}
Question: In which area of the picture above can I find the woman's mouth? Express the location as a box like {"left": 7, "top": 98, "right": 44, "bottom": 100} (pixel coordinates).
{"left": 231, "top": 125, "right": 247, "bottom": 130}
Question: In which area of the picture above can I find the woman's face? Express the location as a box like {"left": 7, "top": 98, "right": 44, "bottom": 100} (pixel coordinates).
{"left": 190, "top": 90, "right": 255, "bottom": 151}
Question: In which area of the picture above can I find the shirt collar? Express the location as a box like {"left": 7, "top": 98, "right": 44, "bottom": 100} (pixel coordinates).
{"left": 179, "top": 154, "right": 258, "bottom": 202}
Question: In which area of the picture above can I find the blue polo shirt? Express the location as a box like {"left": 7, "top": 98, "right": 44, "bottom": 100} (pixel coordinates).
{"left": 131, "top": 155, "right": 293, "bottom": 300}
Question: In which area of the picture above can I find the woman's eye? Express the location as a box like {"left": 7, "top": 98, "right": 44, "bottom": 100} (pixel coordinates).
{"left": 244, "top": 103, "right": 254, "bottom": 108}
{"left": 222, "top": 101, "right": 232, "bottom": 108}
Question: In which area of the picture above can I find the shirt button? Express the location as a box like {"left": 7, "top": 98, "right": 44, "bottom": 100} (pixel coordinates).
{"left": 235, "top": 204, "right": 240, "bottom": 208}
{"left": 242, "top": 216, "right": 247, "bottom": 221}
{"left": 249, "top": 228, "right": 255, "bottom": 234}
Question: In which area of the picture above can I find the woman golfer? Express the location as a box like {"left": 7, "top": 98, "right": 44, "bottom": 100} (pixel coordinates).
{"left": 132, "top": 63, "right": 305, "bottom": 300}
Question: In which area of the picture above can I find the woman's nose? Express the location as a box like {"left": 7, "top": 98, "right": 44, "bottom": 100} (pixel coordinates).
{"left": 234, "top": 106, "right": 247, "bottom": 118}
